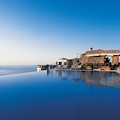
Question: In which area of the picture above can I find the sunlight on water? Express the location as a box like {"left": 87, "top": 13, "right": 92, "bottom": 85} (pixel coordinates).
{"left": 0, "top": 65, "right": 36, "bottom": 76}
{"left": 0, "top": 70, "right": 15, "bottom": 75}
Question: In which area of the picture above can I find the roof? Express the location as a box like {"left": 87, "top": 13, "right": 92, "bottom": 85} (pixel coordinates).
{"left": 84, "top": 49, "right": 120, "bottom": 55}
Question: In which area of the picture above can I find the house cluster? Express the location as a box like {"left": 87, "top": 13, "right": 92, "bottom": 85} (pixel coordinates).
{"left": 56, "top": 48, "right": 120, "bottom": 70}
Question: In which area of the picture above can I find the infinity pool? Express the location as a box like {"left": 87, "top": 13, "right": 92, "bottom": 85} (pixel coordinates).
{"left": 0, "top": 70, "right": 120, "bottom": 120}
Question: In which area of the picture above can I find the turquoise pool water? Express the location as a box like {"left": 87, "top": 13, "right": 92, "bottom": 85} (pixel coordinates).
{"left": 0, "top": 70, "right": 120, "bottom": 120}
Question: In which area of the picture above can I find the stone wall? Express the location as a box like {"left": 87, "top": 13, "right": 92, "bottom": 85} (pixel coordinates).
{"left": 66, "top": 60, "right": 73, "bottom": 68}
{"left": 72, "top": 58, "right": 80, "bottom": 66}
{"left": 112, "top": 56, "right": 119, "bottom": 65}
{"left": 85, "top": 49, "right": 120, "bottom": 54}
{"left": 80, "top": 54, "right": 105, "bottom": 65}
{"left": 80, "top": 48, "right": 120, "bottom": 65}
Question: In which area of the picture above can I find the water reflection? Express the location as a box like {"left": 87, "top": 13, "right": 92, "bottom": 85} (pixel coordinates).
{"left": 0, "top": 70, "right": 120, "bottom": 120}
{"left": 55, "top": 70, "right": 119, "bottom": 87}
{"left": 100, "top": 75, "right": 120, "bottom": 88}
{"left": 47, "top": 70, "right": 54, "bottom": 76}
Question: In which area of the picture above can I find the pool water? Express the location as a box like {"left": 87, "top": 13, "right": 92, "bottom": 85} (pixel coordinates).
{"left": 0, "top": 70, "right": 120, "bottom": 120}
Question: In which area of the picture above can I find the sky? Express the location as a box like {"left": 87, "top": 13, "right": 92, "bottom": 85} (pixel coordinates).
{"left": 0, "top": 0, "right": 120, "bottom": 65}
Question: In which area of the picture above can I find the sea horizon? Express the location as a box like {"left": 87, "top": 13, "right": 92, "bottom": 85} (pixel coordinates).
{"left": 1, "top": 0, "right": 120, "bottom": 119}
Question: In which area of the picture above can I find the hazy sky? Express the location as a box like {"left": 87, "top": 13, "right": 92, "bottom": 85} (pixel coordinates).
{"left": 0, "top": 0, "right": 120, "bottom": 65}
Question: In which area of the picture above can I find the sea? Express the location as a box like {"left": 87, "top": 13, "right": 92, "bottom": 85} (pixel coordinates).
{"left": 0, "top": 65, "right": 37, "bottom": 76}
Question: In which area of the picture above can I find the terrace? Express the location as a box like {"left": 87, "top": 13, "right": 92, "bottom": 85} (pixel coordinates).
{"left": 55, "top": 48, "right": 120, "bottom": 71}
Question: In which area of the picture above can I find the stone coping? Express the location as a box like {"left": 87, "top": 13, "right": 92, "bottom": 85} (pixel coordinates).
{"left": 55, "top": 68, "right": 120, "bottom": 74}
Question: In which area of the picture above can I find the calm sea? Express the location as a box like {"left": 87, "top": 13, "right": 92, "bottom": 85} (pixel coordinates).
{"left": 0, "top": 65, "right": 37, "bottom": 76}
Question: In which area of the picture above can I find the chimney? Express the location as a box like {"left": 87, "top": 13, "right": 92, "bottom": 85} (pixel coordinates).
{"left": 90, "top": 47, "right": 93, "bottom": 51}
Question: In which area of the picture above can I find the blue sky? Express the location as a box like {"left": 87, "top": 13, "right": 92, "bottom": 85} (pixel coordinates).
{"left": 0, "top": 0, "right": 120, "bottom": 65}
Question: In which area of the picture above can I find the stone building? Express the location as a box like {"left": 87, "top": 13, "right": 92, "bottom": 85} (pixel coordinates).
{"left": 66, "top": 58, "right": 80, "bottom": 68}
{"left": 79, "top": 48, "right": 120, "bottom": 65}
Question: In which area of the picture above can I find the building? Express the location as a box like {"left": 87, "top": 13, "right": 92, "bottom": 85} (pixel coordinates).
{"left": 80, "top": 48, "right": 120, "bottom": 65}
